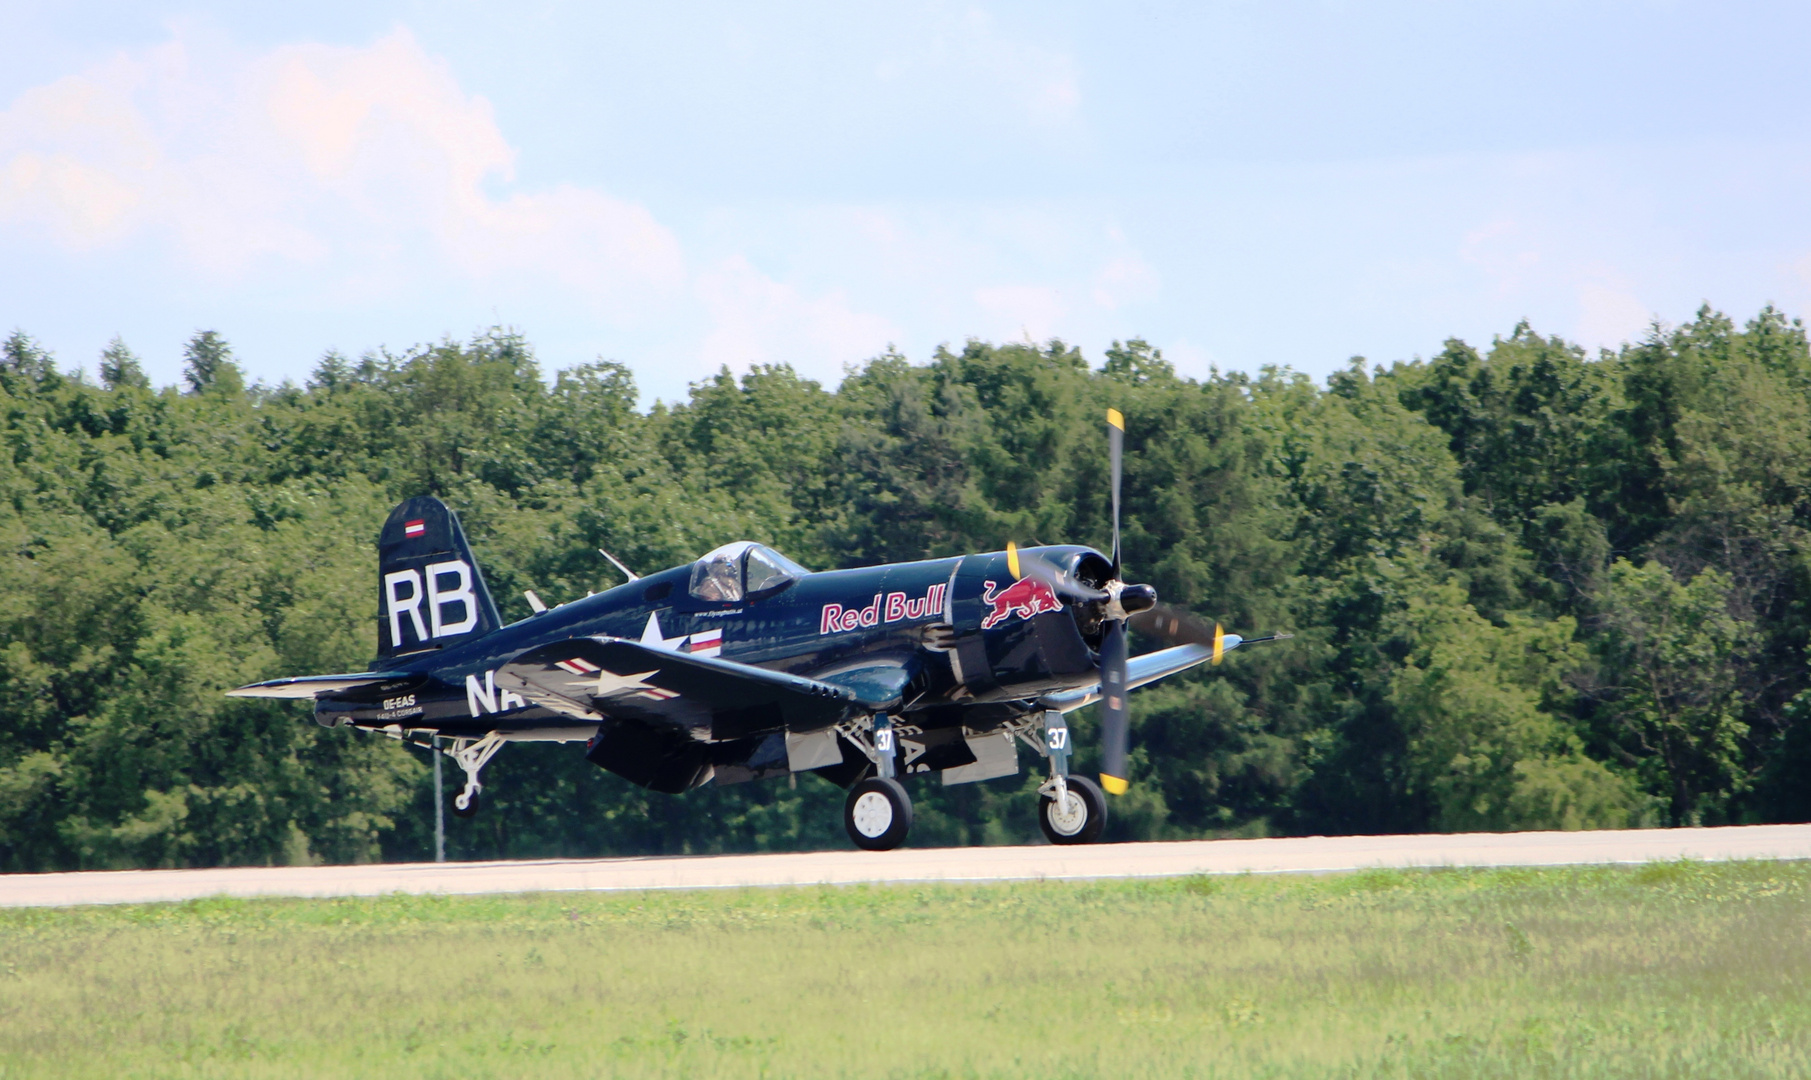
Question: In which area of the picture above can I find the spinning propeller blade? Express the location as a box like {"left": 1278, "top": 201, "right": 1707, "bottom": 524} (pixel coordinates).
{"left": 1098, "top": 617, "right": 1130, "bottom": 795}
{"left": 1127, "top": 604, "right": 1213, "bottom": 649}
{"left": 1107, "top": 407, "right": 1124, "bottom": 579}
{"left": 1097, "top": 407, "right": 1132, "bottom": 794}
{"left": 1128, "top": 603, "right": 1293, "bottom": 656}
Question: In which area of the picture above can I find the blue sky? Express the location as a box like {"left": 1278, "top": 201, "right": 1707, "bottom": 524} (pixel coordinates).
{"left": 4, "top": 1, "right": 1809, "bottom": 402}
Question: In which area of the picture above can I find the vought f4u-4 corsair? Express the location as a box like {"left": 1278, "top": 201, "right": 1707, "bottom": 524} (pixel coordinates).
{"left": 230, "top": 411, "right": 1286, "bottom": 849}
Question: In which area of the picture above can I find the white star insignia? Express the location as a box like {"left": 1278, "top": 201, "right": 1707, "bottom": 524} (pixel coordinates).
{"left": 592, "top": 667, "right": 679, "bottom": 701}
{"left": 640, "top": 612, "right": 689, "bottom": 652}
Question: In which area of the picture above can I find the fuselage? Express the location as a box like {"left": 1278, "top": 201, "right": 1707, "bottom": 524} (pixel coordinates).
{"left": 316, "top": 546, "right": 1110, "bottom": 740}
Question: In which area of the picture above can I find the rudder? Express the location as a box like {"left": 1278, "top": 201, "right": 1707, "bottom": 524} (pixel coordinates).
{"left": 376, "top": 496, "right": 503, "bottom": 662}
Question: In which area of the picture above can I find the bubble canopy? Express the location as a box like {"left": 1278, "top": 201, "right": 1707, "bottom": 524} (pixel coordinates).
{"left": 687, "top": 541, "right": 811, "bottom": 603}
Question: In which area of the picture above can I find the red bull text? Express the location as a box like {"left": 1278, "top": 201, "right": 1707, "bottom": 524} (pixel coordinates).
{"left": 820, "top": 584, "right": 947, "bottom": 635}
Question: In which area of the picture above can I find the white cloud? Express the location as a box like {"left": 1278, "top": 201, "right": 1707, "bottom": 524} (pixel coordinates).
{"left": 1575, "top": 280, "right": 1653, "bottom": 351}
{"left": 0, "top": 24, "right": 1096, "bottom": 394}
{"left": 0, "top": 147, "right": 143, "bottom": 249}
{"left": 696, "top": 255, "right": 902, "bottom": 385}
{"left": 0, "top": 70, "right": 163, "bottom": 249}
{"left": 1091, "top": 236, "right": 1159, "bottom": 310}
{"left": 0, "top": 28, "right": 684, "bottom": 315}
{"left": 1159, "top": 339, "right": 1216, "bottom": 380}
{"left": 1460, "top": 218, "right": 1543, "bottom": 297}
{"left": 973, "top": 284, "right": 1064, "bottom": 343}
{"left": 691, "top": 200, "right": 1159, "bottom": 368}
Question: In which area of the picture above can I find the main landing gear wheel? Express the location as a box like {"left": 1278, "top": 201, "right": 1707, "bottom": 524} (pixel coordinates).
{"left": 442, "top": 733, "right": 505, "bottom": 821}
{"left": 1039, "top": 774, "right": 1107, "bottom": 845}
{"left": 844, "top": 777, "right": 913, "bottom": 851}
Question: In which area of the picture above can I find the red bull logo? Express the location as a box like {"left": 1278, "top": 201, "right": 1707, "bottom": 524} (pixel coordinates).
{"left": 979, "top": 578, "right": 1063, "bottom": 629}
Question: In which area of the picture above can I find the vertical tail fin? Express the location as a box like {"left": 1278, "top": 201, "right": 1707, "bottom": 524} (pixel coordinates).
{"left": 376, "top": 496, "right": 503, "bottom": 663}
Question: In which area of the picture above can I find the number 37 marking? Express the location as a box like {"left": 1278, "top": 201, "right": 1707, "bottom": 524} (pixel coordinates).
{"left": 1046, "top": 727, "right": 1069, "bottom": 751}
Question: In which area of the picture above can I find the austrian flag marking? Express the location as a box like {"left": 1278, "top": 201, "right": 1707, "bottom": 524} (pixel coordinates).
{"left": 403, "top": 519, "right": 427, "bottom": 538}
{"left": 820, "top": 583, "right": 946, "bottom": 635}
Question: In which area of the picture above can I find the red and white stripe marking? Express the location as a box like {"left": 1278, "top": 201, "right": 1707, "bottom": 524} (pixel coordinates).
{"left": 555, "top": 657, "right": 600, "bottom": 676}
{"left": 403, "top": 519, "right": 427, "bottom": 538}
{"left": 688, "top": 628, "right": 723, "bottom": 657}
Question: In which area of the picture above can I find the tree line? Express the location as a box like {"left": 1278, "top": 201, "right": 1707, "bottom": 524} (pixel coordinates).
{"left": 1, "top": 307, "right": 1808, "bottom": 870}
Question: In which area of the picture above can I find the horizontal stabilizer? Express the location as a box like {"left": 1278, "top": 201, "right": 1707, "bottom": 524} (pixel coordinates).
{"left": 226, "top": 673, "right": 391, "bottom": 700}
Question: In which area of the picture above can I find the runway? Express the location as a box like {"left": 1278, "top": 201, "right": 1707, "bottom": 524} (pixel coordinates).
{"left": 5, "top": 823, "right": 1809, "bottom": 908}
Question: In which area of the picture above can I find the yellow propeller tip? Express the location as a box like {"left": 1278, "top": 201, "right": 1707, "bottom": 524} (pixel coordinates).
{"left": 1212, "top": 622, "right": 1224, "bottom": 665}
{"left": 1100, "top": 774, "right": 1129, "bottom": 796}
{"left": 1106, "top": 408, "right": 1124, "bottom": 430}
{"left": 1006, "top": 541, "right": 1021, "bottom": 579}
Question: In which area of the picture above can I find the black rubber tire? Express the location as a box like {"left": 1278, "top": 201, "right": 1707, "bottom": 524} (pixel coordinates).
{"left": 452, "top": 789, "right": 480, "bottom": 819}
{"left": 1039, "top": 774, "right": 1107, "bottom": 845}
{"left": 844, "top": 777, "right": 914, "bottom": 851}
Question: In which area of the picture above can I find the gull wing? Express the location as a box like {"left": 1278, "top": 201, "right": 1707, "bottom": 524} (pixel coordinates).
{"left": 496, "top": 637, "right": 860, "bottom": 739}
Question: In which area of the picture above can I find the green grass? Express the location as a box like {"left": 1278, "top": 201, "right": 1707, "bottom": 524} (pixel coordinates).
{"left": 2, "top": 861, "right": 1808, "bottom": 1078}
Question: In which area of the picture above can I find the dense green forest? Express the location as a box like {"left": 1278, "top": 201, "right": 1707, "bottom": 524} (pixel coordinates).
{"left": 2, "top": 306, "right": 1809, "bottom": 871}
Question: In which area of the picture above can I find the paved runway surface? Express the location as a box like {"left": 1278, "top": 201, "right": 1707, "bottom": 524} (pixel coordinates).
{"left": 5, "top": 823, "right": 1809, "bottom": 908}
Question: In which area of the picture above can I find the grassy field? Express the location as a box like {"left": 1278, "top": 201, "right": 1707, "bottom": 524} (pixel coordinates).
{"left": 1, "top": 861, "right": 1808, "bottom": 1078}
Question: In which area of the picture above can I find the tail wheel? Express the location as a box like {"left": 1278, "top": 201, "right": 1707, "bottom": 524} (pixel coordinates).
{"left": 452, "top": 788, "right": 480, "bottom": 819}
{"left": 844, "top": 777, "right": 913, "bottom": 851}
{"left": 1039, "top": 775, "right": 1107, "bottom": 845}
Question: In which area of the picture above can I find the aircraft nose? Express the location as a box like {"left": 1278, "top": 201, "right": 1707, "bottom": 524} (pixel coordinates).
{"left": 1120, "top": 583, "right": 1157, "bottom": 615}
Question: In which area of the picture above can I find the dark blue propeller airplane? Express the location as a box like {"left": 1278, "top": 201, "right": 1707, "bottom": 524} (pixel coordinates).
{"left": 230, "top": 411, "right": 1287, "bottom": 849}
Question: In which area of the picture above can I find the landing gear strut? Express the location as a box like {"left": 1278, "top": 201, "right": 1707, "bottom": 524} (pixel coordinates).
{"left": 1035, "top": 710, "right": 1106, "bottom": 844}
{"left": 443, "top": 733, "right": 506, "bottom": 819}
{"left": 839, "top": 711, "right": 915, "bottom": 850}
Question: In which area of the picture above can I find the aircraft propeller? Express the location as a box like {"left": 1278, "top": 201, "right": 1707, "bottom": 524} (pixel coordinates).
{"left": 1005, "top": 409, "right": 1287, "bottom": 796}
{"left": 1096, "top": 408, "right": 1135, "bottom": 794}
{"left": 1127, "top": 604, "right": 1221, "bottom": 653}
{"left": 1003, "top": 410, "right": 1155, "bottom": 794}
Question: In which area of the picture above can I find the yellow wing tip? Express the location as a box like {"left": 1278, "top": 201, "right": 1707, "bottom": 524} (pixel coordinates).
{"left": 1106, "top": 408, "right": 1125, "bottom": 430}
{"left": 1100, "top": 774, "right": 1129, "bottom": 795}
